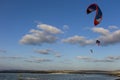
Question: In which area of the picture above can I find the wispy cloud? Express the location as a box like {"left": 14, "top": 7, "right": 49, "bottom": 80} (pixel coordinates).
{"left": 0, "top": 56, "right": 24, "bottom": 59}
{"left": 34, "top": 48, "right": 62, "bottom": 57}
{"left": 92, "top": 59, "right": 114, "bottom": 62}
{"left": 0, "top": 49, "right": 7, "bottom": 53}
{"left": 20, "top": 24, "right": 63, "bottom": 45}
{"left": 108, "top": 26, "right": 118, "bottom": 30}
{"left": 54, "top": 53, "right": 62, "bottom": 58}
{"left": 76, "top": 56, "right": 92, "bottom": 61}
{"left": 63, "top": 25, "right": 69, "bottom": 31}
{"left": 106, "top": 56, "right": 120, "bottom": 60}
{"left": 92, "top": 56, "right": 120, "bottom": 62}
{"left": 25, "top": 57, "right": 52, "bottom": 63}
{"left": 34, "top": 49, "right": 52, "bottom": 55}
{"left": 76, "top": 56, "right": 120, "bottom": 63}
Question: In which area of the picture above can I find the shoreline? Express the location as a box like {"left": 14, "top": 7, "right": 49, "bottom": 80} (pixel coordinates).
{"left": 0, "top": 70, "right": 120, "bottom": 77}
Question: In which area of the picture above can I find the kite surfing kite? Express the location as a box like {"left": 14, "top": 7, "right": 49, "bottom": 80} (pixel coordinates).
{"left": 96, "top": 40, "right": 100, "bottom": 46}
{"left": 86, "top": 3, "right": 102, "bottom": 26}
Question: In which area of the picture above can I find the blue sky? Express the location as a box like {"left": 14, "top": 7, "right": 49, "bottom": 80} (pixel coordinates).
{"left": 0, "top": 0, "right": 120, "bottom": 70}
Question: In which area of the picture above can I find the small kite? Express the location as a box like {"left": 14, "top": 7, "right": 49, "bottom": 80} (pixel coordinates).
{"left": 90, "top": 49, "right": 93, "bottom": 53}
{"left": 87, "top": 3, "right": 102, "bottom": 26}
{"left": 96, "top": 40, "right": 100, "bottom": 46}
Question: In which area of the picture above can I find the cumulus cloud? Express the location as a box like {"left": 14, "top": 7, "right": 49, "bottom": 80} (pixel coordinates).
{"left": 20, "top": 29, "right": 57, "bottom": 45}
{"left": 92, "top": 27, "right": 120, "bottom": 46}
{"left": 76, "top": 56, "right": 120, "bottom": 62}
{"left": 92, "top": 27, "right": 110, "bottom": 36}
{"left": 63, "top": 26, "right": 120, "bottom": 46}
{"left": 98, "top": 29, "right": 120, "bottom": 46}
{"left": 37, "top": 24, "right": 63, "bottom": 34}
{"left": 62, "top": 35, "right": 94, "bottom": 46}
{"left": 20, "top": 24, "right": 63, "bottom": 45}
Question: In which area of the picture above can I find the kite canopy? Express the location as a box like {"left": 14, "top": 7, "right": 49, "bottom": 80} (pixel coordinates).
{"left": 87, "top": 3, "right": 102, "bottom": 26}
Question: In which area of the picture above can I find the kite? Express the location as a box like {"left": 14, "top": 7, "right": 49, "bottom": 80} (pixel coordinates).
{"left": 87, "top": 3, "right": 102, "bottom": 26}
{"left": 90, "top": 49, "right": 93, "bottom": 53}
{"left": 96, "top": 40, "right": 100, "bottom": 46}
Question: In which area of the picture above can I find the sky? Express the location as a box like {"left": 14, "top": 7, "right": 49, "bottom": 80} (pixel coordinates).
{"left": 0, "top": 0, "right": 120, "bottom": 70}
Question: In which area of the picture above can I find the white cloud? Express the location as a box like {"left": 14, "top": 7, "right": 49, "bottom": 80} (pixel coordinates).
{"left": 25, "top": 58, "right": 52, "bottom": 63}
{"left": 62, "top": 35, "right": 85, "bottom": 44}
{"left": 20, "top": 31, "right": 57, "bottom": 45}
{"left": 0, "top": 56, "right": 24, "bottom": 59}
{"left": 92, "top": 27, "right": 120, "bottom": 46}
{"left": 92, "top": 56, "right": 120, "bottom": 62}
{"left": 37, "top": 24, "right": 63, "bottom": 34}
{"left": 34, "top": 49, "right": 51, "bottom": 55}
{"left": 62, "top": 35, "right": 94, "bottom": 46}
{"left": 20, "top": 24, "right": 63, "bottom": 45}
{"left": 63, "top": 25, "right": 69, "bottom": 31}
{"left": 34, "top": 48, "right": 62, "bottom": 57}
{"left": 92, "top": 27, "right": 110, "bottom": 36}
{"left": 54, "top": 53, "right": 62, "bottom": 58}
{"left": 76, "top": 56, "right": 120, "bottom": 63}
{"left": 63, "top": 27, "right": 120, "bottom": 46}
{"left": 108, "top": 26, "right": 118, "bottom": 29}
{"left": 98, "top": 29, "right": 120, "bottom": 46}
{"left": 106, "top": 56, "right": 120, "bottom": 60}
{"left": 76, "top": 56, "right": 92, "bottom": 60}
{"left": 93, "top": 59, "right": 114, "bottom": 62}
{"left": 34, "top": 58, "right": 52, "bottom": 62}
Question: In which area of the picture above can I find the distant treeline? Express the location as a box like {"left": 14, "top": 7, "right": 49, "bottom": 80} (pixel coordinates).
{"left": 0, "top": 70, "right": 110, "bottom": 74}
{"left": 0, "top": 70, "right": 51, "bottom": 73}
